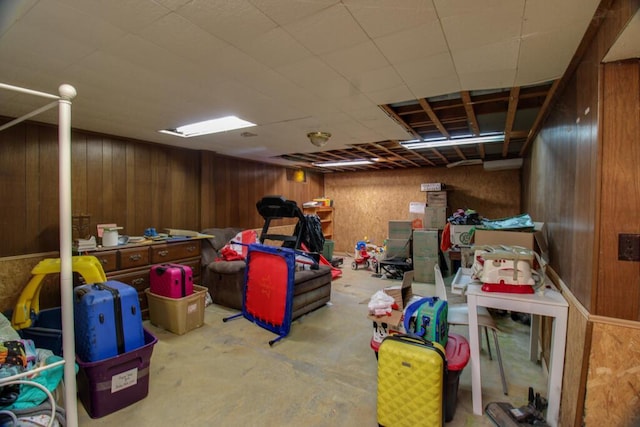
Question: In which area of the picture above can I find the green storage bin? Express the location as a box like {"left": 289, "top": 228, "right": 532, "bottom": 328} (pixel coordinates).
{"left": 323, "top": 240, "right": 334, "bottom": 260}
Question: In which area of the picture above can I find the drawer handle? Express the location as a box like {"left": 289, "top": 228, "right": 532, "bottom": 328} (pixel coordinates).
{"left": 187, "top": 245, "right": 196, "bottom": 252}
{"left": 158, "top": 250, "right": 169, "bottom": 257}
{"left": 99, "top": 258, "right": 109, "bottom": 265}
{"left": 131, "top": 278, "right": 145, "bottom": 286}
{"left": 129, "top": 254, "right": 142, "bottom": 262}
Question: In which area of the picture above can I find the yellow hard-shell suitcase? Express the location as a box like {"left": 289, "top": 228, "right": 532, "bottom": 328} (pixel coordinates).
{"left": 377, "top": 334, "right": 447, "bottom": 427}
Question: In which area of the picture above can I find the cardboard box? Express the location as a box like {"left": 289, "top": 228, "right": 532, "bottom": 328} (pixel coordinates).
{"left": 473, "top": 222, "right": 548, "bottom": 261}
{"left": 409, "top": 202, "right": 426, "bottom": 229}
{"left": 413, "top": 229, "right": 439, "bottom": 258}
{"left": 426, "top": 191, "right": 447, "bottom": 207}
{"left": 450, "top": 224, "right": 475, "bottom": 247}
{"left": 369, "top": 310, "right": 405, "bottom": 350}
{"left": 388, "top": 220, "right": 413, "bottom": 240}
{"left": 421, "top": 183, "right": 446, "bottom": 192}
{"left": 424, "top": 206, "right": 448, "bottom": 229}
{"left": 413, "top": 255, "right": 439, "bottom": 283}
{"left": 382, "top": 270, "right": 414, "bottom": 309}
{"left": 145, "top": 285, "right": 207, "bottom": 335}
{"left": 385, "top": 238, "right": 411, "bottom": 258}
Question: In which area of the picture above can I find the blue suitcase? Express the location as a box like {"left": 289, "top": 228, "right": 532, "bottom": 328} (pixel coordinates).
{"left": 74, "top": 281, "right": 145, "bottom": 362}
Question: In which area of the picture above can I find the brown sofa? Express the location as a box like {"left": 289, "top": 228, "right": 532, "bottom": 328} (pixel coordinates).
{"left": 200, "top": 228, "right": 332, "bottom": 319}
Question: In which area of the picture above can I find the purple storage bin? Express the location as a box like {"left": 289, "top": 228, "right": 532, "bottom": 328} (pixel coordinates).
{"left": 76, "top": 328, "right": 157, "bottom": 418}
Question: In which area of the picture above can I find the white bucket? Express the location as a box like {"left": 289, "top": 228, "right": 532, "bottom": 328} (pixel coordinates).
{"left": 102, "top": 229, "right": 119, "bottom": 247}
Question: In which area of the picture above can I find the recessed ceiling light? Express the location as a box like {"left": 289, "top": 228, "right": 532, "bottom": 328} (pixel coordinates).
{"left": 159, "top": 115, "right": 256, "bottom": 138}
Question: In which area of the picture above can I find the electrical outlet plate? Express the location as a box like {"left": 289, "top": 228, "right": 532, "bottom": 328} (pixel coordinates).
{"left": 618, "top": 233, "right": 640, "bottom": 262}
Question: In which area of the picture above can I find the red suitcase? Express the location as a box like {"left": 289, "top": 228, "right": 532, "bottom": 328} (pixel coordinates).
{"left": 149, "top": 263, "right": 193, "bottom": 298}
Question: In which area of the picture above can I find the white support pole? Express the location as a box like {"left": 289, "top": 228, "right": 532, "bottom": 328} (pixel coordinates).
{"left": 58, "top": 84, "right": 78, "bottom": 427}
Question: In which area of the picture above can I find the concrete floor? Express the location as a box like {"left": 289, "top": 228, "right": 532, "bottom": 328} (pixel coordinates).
{"left": 76, "top": 256, "right": 547, "bottom": 426}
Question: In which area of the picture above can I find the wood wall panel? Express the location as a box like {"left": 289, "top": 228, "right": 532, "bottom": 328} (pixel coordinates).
{"left": 0, "top": 122, "right": 203, "bottom": 257}
{"left": 2, "top": 121, "right": 324, "bottom": 258}
{"left": 597, "top": 61, "right": 640, "bottom": 319}
{"left": 199, "top": 152, "right": 324, "bottom": 230}
{"left": 522, "top": 0, "right": 639, "bottom": 313}
{"left": 324, "top": 166, "right": 521, "bottom": 254}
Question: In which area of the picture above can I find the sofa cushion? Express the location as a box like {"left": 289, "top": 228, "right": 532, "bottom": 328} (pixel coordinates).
{"left": 200, "top": 227, "right": 243, "bottom": 266}
{"left": 208, "top": 259, "right": 246, "bottom": 274}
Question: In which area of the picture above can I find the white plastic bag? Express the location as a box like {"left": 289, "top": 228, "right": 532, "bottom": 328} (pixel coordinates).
{"left": 367, "top": 290, "right": 395, "bottom": 316}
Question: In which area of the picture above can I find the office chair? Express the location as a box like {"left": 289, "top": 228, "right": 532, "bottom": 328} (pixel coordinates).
{"left": 435, "top": 264, "right": 508, "bottom": 395}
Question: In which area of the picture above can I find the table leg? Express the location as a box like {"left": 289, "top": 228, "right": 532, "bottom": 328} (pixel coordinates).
{"left": 467, "top": 294, "right": 483, "bottom": 415}
{"left": 545, "top": 307, "right": 568, "bottom": 427}
{"left": 530, "top": 314, "right": 540, "bottom": 362}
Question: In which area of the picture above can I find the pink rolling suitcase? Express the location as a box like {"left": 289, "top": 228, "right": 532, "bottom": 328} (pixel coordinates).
{"left": 149, "top": 263, "right": 193, "bottom": 298}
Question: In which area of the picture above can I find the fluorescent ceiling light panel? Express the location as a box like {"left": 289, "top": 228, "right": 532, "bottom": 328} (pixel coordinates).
{"left": 159, "top": 115, "right": 256, "bottom": 138}
{"left": 314, "top": 159, "right": 373, "bottom": 167}
{"left": 401, "top": 133, "right": 505, "bottom": 149}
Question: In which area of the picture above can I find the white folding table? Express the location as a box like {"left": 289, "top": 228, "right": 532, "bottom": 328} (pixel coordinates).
{"left": 466, "top": 284, "right": 568, "bottom": 427}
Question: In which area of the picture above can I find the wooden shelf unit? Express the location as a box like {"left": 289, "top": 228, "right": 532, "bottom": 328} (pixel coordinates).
{"left": 303, "top": 206, "right": 334, "bottom": 240}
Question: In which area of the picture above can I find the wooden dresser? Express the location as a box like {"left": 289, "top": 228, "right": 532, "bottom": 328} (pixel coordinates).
{"left": 88, "top": 239, "right": 202, "bottom": 318}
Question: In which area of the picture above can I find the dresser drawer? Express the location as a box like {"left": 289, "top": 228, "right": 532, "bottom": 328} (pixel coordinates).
{"left": 179, "top": 258, "right": 202, "bottom": 280}
{"left": 92, "top": 250, "right": 118, "bottom": 273}
{"left": 150, "top": 240, "right": 201, "bottom": 263}
{"left": 119, "top": 247, "right": 150, "bottom": 270}
{"left": 108, "top": 269, "right": 151, "bottom": 317}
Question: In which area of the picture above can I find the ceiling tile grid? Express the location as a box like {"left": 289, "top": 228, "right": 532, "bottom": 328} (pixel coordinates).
{"left": 0, "top": 0, "right": 608, "bottom": 169}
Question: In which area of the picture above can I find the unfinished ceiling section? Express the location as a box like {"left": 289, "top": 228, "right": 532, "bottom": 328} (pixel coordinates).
{"left": 277, "top": 81, "right": 554, "bottom": 171}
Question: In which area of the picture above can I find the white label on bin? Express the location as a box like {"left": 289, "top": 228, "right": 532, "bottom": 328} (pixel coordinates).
{"left": 111, "top": 367, "right": 138, "bottom": 393}
{"left": 187, "top": 303, "right": 197, "bottom": 314}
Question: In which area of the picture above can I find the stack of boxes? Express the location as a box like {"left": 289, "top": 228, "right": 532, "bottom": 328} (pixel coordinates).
{"left": 412, "top": 183, "right": 449, "bottom": 283}
{"left": 412, "top": 229, "right": 439, "bottom": 283}
{"left": 421, "top": 182, "right": 449, "bottom": 229}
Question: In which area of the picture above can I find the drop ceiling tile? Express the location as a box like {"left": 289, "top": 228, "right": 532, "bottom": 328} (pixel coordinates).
{"left": 175, "top": 0, "right": 277, "bottom": 45}
{"left": 283, "top": 3, "right": 370, "bottom": 55}
{"left": 0, "top": 0, "right": 37, "bottom": 37}
{"left": 406, "top": 74, "right": 461, "bottom": 99}
{"left": 366, "top": 84, "right": 414, "bottom": 105}
{"left": 438, "top": 0, "right": 524, "bottom": 51}
{"left": 56, "top": 0, "right": 169, "bottom": 33}
{"left": 329, "top": 93, "right": 378, "bottom": 112}
{"left": 153, "top": 0, "right": 191, "bottom": 11}
{"left": 374, "top": 22, "right": 449, "bottom": 64}
{"left": 234, "top": 27, "right": 313, "bottom": 69}
{"left": 344, "top": 0, "right": 437, "bottom": 39}
{"left": 457, "top": 68, "right": 517, "bottom": 91}
{"left": 0, "top": 22, "right": 85, "bottom": 74}
{"left": 451, "top": 39, "right": 519, "bottom": 74}
{"left": 321, "top": 40, "right": 390, "bottom": 79}
{"left": 24, "top": 0, "right": 126, "bottom": 47}
{"left": 515, "top": 25, "right": 585, "bottom": 85}
{"left": 394, "top": 52, "right": 458, "bottom": 90}
{"left": 275, "top": 56, "right": 344, "bottom": 88}
{"left": 351, "top": 65, "right": 406, "bottom": 94}
{"left": 434, "top": 0, "right": 524, "bottom": 19}
{"left": 137, "top": 12, "right": 229, "bottom": 69}
{"left": 249, "top": 0, "right": 339, "bottom": 26}
{"left": 522, "top": 0, "right": 600, "bottom": 35}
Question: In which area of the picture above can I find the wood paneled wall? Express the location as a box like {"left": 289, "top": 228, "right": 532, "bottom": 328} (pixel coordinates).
{"left": 522, "top": 0, "right": 640, "bottom": 423}
{"left": 199, "top": 151, "right": 323, "bottom": 230}
{"left": 522, "top": 0, "right": 640, "bottom": 318}
{"left": 0, "top": 121, "right": 323, "bottom": 258}
{"left": 324, "top": 166, "right": 522, "bottom": 254}
{"left": 598, "top": 60, "right": 640, "bottom": 319}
